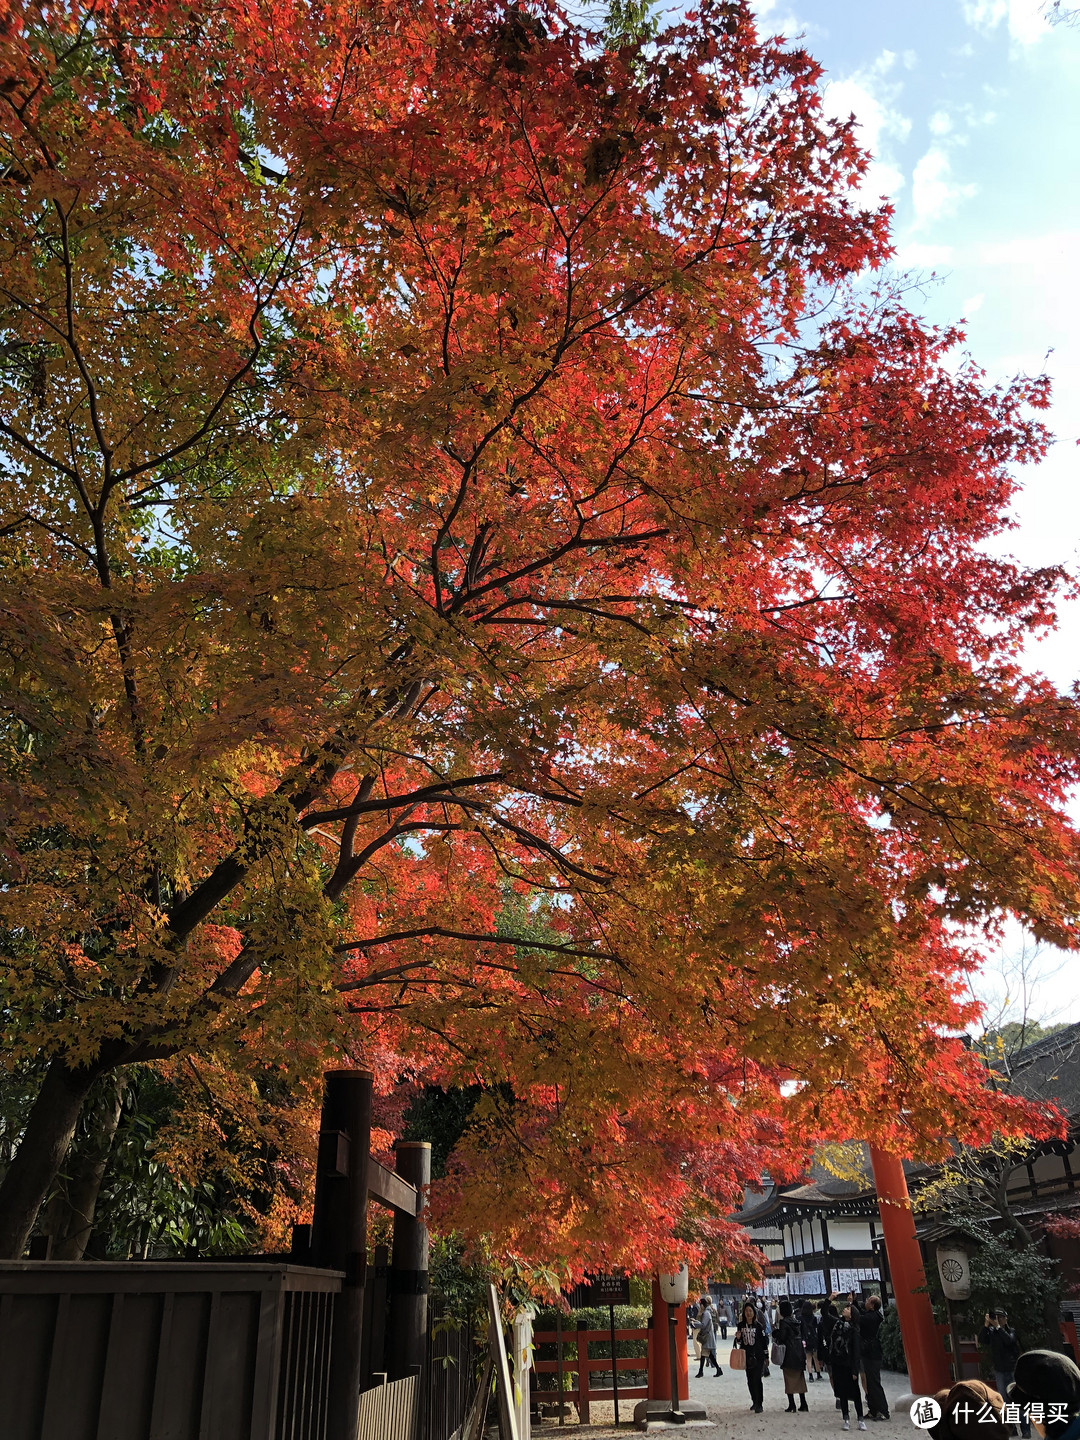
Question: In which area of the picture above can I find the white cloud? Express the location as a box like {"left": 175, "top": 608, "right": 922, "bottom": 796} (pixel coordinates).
{"left": 823, "top": 51, "right": 913, "bottom": 204}
{"left": 911, "top": 147, "right": 978, "bottom": 227}
{"left": 962, "top": 292, "right": 986, "bottom": 314}
{"left": 751, "top": 0, "right": 809, "bottom": 40}
{"left": 895, "top": 242, "right": 956, "bottom": 268}
{"left": 961, "top": 0, "right": 1051, "bottom": 45}
{"left": 929, "top": 110, "right": 954, "bottom": 135}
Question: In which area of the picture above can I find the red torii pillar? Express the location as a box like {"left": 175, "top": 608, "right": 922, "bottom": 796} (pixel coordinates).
{"left": 648, "top": 1277, "right": 689, "bottom": 1401}
{"left": 868, "top": 1146, "right": 950, "bottom": 1396}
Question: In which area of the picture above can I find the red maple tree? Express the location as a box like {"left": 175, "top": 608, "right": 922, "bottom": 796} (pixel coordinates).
{"left": 0, "top": 0, "right": 1076, "bottom": 1270}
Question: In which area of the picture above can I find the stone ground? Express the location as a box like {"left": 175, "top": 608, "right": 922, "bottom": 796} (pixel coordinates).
{"left": 532, "top": 1346, "right": 914, "bottom": 1440}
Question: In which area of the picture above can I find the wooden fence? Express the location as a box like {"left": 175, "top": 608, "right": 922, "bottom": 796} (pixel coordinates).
{"left": 0, "top": 1260, "right": 341, "bottom": 1440}
{"left": 357, "top": 1373, "right": 420, "bottom": 1440}
{"left": 424, "top": 1302, "right": 482, "bottom": 1440}
{"left": 531, "top": 1323, "right": 650, "bottom": 1423}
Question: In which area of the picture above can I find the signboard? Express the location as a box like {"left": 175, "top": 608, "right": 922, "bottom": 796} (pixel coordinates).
{"left": 829, "top": 1267, "right": 880, "bottom": 1294}
{"left": 566, "top": 1273, "right": 631, "bottom": 1308}
{"left": 787, "top": 1271, "right": 826, "bottom": 1296}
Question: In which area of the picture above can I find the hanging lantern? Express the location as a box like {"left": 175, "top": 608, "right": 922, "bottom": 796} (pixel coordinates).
{"left": 658, "top": 1265, "right": 690, "bottom": 1304}
{"left": 935, "top": 1244, "right": 972, "bottom": 1302}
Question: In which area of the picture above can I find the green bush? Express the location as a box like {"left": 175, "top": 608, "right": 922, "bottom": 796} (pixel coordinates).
{"left": 880, "top": 1304, "right": 908, "bottom": 1374}
{"left": 924, "top": 1226, "right": 1062, "bottom": 1357}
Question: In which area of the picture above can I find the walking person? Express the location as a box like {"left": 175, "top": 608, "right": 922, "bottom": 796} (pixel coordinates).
{"left": 735, "top": 1300, "right": 769, "bottom": 1414}
{"left": 858, "top": 1295, "right": 890, "bottom": 1421}
{"left": 777, "top": 1299, "right": 810, "bottom": 1414}
{"left": 980, "top": 1310, "right": 1029, "bottom": 1439}
{"left": 717, "top": 1297, "right": 730, "bottom": 1341}
{"left": 830, "top": 1303, "right": 867, "bottom": 1431}
{"left": 801, "top": 1300, "right": 823, "bottom": 1381}
{"left": 694, "top": 1296, "right": 722, "bottom": 1377}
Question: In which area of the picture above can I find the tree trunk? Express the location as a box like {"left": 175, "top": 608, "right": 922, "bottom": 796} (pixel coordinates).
{"left": 0, "top": 1055, "right": 101, "bottom": 1260}
{"left": 44, "top": 1075, "right": 126, "bottom": 1261}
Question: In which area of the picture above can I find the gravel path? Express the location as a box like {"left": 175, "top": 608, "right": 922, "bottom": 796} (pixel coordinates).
{"left": 533, "top": 1350, "right": 914, "bottom": 1439}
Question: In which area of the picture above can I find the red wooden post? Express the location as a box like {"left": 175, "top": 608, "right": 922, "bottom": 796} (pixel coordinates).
{"left": 576, "top": 1319, "right": 593, "bottom": 1422}
{"left": 576, "top": 1320, "right": 591, "bottom": 1423}
{"left": 647, "top": 1277, "right": 687, "bottom": 1401}
{"left": 868, "top": 1146, "right": 951, "bottom": 1396}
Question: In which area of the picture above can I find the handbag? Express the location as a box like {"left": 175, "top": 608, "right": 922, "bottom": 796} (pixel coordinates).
{"left": 729, "top": 1346, "right": 746, "bottom": 1371}
{"left": 770, "top": 1340, "right": 786, "bottom": 1367}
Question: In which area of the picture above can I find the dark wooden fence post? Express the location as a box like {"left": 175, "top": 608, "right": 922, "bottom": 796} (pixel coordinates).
{"left": 311, "top": 1068, "right": 372, "bottom": 1440}
{"left": 387, "top": 1140, "right": 431, "bottom": 1381}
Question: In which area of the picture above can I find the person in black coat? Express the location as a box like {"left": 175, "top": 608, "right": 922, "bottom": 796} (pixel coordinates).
{"left": 736, "top": 1300, "right": 769, "bottom": 1414}
{"left": 777, "top": 1299, "right": 810, "bottom": 1413}
{"left": 818, "top": 1299, "right": 839, "bottom": 1376}
{"left": 830, "top": 1305, "right": 866, "bottom": 1431}
{"left": 858, "top": 1295, "right": 890, "bottom": 1421}
{"left": 801, "top": 1301, "right": 823, "bottom": 1381}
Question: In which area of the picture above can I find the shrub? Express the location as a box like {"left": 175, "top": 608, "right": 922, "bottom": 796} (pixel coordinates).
{"left": 880, "top": 1304, "right": 908, "bottom": 1374}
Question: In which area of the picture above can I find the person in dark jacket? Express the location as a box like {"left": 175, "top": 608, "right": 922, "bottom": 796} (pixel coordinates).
{"left": 694, "top": 1298, "right": 722, "bottom": 1378}
{"left": 736, "top": 1300, "right": 769, "bottom": 1414}
{"left": 802, "top": 1301, "right": 823, "bottom": 1381}
{"left": 858, "top": 1295, "right": 890, "bottom": 1421}
{"left": 981, "top": 1311, "right": 1029, "bottom": 1438}
{"left": 830, "top": 1304, "right": 866, "bottom": 1431}
{"left": 819, "top": 1299, "right": 839, "bottom": 1376}
{"left": 777, "top": 1299, "right": 810, "bottom": 1413}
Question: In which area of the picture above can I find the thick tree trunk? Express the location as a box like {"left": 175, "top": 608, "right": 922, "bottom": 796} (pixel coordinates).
{"left": 0, "top": 1055, "right": 101, "bottom": 1260}
{"left": 44, "top": 1076, "right": 126, "bottom": 1261}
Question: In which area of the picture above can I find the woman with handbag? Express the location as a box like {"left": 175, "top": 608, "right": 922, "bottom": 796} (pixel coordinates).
{"left": 694, "top": 1298, "right": 722, "bottom": 1377}
{"left": 734, "top": 1300, "right": 769, "bottom": 1414}
{"left": 776, "top": 1300, "right": 810, "bottom": 1413}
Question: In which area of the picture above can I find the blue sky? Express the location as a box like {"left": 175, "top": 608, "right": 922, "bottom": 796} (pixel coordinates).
{"left": 750, "top": 0, "right": 1080, "bottom": 1025}
{"left": 754, "top": 0, "right": 1080, "bottom": 685}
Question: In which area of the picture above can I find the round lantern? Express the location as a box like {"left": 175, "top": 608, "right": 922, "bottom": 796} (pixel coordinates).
{"left": 658, "top": 1264, "right": 690, "bottom": 1305}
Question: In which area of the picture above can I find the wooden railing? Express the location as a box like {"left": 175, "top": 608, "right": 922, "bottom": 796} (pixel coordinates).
{"left": 530, "top": 1325, "right": 649, "bottom": 1423}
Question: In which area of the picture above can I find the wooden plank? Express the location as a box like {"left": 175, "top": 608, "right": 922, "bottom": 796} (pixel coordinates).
{"left": 2, "top": 1291, "right": 54, "bottom": 1440}
{"left": 277, "top": 1294, "right": 301, "bottom": 1440}
{"left": 148, "top": 1291, "right": 176, "bottom": 1440}
{"left": 318, "top": 1290, "right": 336, "bottom": 1440}
{"left": 533, "top": 1355, "right": 648, "bottom": 1372}
{"left": 97, "top": 1293, "right": 126, "bottom": 1438}
{"left": 39, "top": 1292, "right": 70, "bottom": 1440}
{"left": 532, "top": 1329, "right": 648, "bottom": 1343}
{"left": 568, "top": 1387, "right": 649, "bottom": 1402}
{"left": 250, "top": 1287, "right": 285, "bottom": 1440}
{"left": 0, "top": 1262, "right": 342, "bottom": 1295}
{"left": 197, "top": 1289, "right": 223, "bottom": 1438}
{"left": 367, "top": 1161, "right": 419, "bottom": 1217}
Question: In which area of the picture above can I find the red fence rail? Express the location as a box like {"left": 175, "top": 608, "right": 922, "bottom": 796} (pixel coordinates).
{"left": 531, "top": 1326, "right": 649, "bottom": 1423}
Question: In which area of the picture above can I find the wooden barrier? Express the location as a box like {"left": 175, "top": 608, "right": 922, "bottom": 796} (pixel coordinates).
{"left": 530, "top": 1325, "right": 649, "bottom": 1424}
{"left": 0, "top": 1261, "right": 341, "bottom": 1440}
{"left": 357, "top": 1373, "right": 420, "bottom": 1440}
